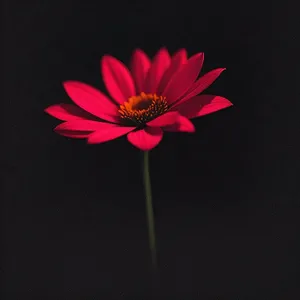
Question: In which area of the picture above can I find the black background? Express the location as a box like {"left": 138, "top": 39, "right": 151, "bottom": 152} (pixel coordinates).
{"left": 3, "top": 0, "right": 300, "bottom": 299}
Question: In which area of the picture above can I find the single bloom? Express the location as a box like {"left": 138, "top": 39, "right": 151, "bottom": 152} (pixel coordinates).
{"left": 45, "top": 48, "right": 233, "bottom": 151}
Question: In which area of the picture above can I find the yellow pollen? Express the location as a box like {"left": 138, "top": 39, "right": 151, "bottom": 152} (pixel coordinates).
{"left": 118, "top": 92, "right": 168, "bottom": 125}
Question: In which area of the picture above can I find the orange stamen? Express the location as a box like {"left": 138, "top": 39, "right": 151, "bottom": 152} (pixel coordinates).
{"left": 119, "top": 92, "right": 168, "bottom": 125}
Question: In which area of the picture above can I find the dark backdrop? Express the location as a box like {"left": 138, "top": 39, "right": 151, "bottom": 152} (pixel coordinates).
{"left": 3, "top": 0, "right": 300, "bottom": 299}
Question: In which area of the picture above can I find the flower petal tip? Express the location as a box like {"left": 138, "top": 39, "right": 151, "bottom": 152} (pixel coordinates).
{"left": 44, "top": 106, "right": 51, "bottom": 114}
{"left": 127, "top": 127, "right": 163, "bottom": 151}
{"left": 195, "top": 52, "right": 204, "bottom": 58}
{"left": 62, "top": 80, "right": 74, "bottom": 88}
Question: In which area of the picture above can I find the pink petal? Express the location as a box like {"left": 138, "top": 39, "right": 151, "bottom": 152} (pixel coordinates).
{"left": 174, "top": 95, "right": 233, "bottom": 119}
{"left": 130, "top": 49, "right": 151, "bottom": 93}
{"left": 157, "top": 48, "right": 188, "bottom": 94}
{"left": 45, "top": 103, "right": 96, "bottom": 121}
{"left": 55, "top": 120, "right": 118, "bottom": 132}
{"left": 174, "top": 68, "right": 226, "bottom": 107}
{"left": 163, "top": 53, "right": 204, "bottom": 104}
{"left": 127, "top": 127, "right": 163, "bottom": 151}
{"left": 143, "top": 48, "right": 171, "bottom": 93}
{"left": 163, "top": 115, "right": 195, "bottom": 132}
{"left": 63, "top": 81, "right": 119, "bottom": 123}
{"left": 55, "top": 130, "right": 91, "bottom": 138}
{"left": 87, "top": 126, "right": 135, "bottom": 144}
{"left": 101, "top": 55, "right": 136, "bottom": 104}
{"left": 147, "top": 111, "right": 179, "bottom": 127}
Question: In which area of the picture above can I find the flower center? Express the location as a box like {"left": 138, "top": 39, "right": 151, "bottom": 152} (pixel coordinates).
{"left": 118, "top": 92, "right": 168, "bottom": 125}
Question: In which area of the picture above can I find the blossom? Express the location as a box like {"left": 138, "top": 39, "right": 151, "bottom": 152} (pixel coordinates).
{"left": 45, "top": 48, "right": 232, "bottom": 151}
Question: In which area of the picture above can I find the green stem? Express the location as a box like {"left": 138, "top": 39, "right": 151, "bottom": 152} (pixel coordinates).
{"left": 143, "top": 151, "right": 157, "bottom": 270}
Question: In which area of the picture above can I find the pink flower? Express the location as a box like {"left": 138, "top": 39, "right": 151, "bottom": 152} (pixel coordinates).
{"left": 45, "top": 48, "right": 233, "bottom": 151}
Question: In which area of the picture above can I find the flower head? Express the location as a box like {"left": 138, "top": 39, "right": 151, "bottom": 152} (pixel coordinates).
{"left": 45, "top": 48, "right": 233, "bottom": 151}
